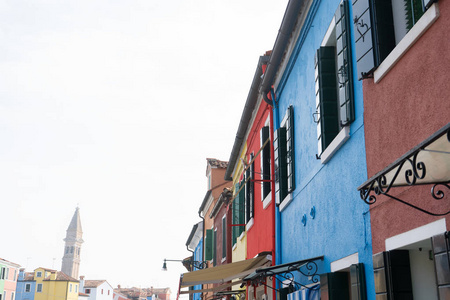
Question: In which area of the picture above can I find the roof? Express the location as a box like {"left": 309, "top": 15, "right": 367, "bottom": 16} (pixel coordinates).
{"left": 67, "top": 207, "right": 83, "bottom": 233}
{"left": 23, "top": 272, "right": 35, "bottom": 281}
{"left": 207, "top": 158, "right": 228, "bottom": 169}
{"left": 0, "top": 258, "right": 21, "bottom": 268}
{"left": 36, "top": 267, "right": 57, "bottom": 272}
{"left": 84, "top": 280, "right": 106, "bottom": 288}
{"left": 43, "top": 271, "right": 79, "bottom": 282}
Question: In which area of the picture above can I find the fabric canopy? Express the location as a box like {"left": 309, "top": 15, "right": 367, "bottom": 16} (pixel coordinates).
{"left": 180, "top": 252, "right": 272, "bottom": 287}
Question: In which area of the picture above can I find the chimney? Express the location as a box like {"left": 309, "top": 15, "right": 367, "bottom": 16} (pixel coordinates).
{"left": 118, "top": 285, "right": 121, "bottom": 289}
{"left": 79, "top": 275, "right": 85, "bottom": 291}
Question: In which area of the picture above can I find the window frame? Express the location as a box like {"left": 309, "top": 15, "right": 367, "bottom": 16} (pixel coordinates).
{"left": 36, "top": 284, "right": 43, "bottom": 293}
{"left": 25, "top": 284, "right": 31, "bottom": 293}
{"left": 260, "top": 119, "right": 272, "bottom": 206}
{"left": 36, "top": 271, "right": 42, "bottom": 278}
{"left": 221, "top": 215, "right": 226, "bottom": 260}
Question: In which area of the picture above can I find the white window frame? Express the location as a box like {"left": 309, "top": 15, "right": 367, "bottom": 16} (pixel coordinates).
{"left": 36, "top": 284, "right": 43, "bottom": 293}
{"left": 318, "top": 15, "right": 350, "bottom": 164}
{"left": 330, "top": 253, "right": 359, "bottom": 272}
{"left": 36, "top": 271, "right": 42, "bottom": 278}
{"left": 25, "top": 284, "right": 31, "bottom": 293}
{"left": 261, "top": 116, "right": 272, "bottom": 209}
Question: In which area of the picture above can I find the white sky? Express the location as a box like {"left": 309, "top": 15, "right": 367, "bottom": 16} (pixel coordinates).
{"left": 0, "top": 0, "right": 288, "bottom": 298}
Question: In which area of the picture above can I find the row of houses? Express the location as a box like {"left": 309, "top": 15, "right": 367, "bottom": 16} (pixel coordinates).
{"left": 0, "top": 262, "right": 169, "bottom": 300}
{"left": 178, "top": 0, "right": 449, "bottom": 299}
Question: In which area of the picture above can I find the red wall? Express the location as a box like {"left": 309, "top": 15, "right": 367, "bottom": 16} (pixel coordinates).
{"left": 245, "top": 101, "right": 275, "bottom": 259}
{"left": 363, "top": 0, "right": 450, "bottom": 253}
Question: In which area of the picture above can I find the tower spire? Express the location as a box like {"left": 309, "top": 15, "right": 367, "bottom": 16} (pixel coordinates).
{"left": 61, "top": 207, "right": 84, "bottom": 278}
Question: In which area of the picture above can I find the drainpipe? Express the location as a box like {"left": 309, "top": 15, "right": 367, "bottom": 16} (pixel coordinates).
{"left": 269, "top": 101, "right": 277, "bottom": 300}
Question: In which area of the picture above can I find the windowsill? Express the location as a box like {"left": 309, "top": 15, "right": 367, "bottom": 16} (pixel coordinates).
{"left": 279, "top": 193, "right": 293, "bottom": 212}
{"left": 232, "top": 243, "right": 237, "bottom": 251}
{"left": 239, "top": 231, "right": 245, "bottom": 241}
{"left": 330, "top": 253, "right": 359, "bottom": 272}
{"left": 246, "top": 218, "right": 254, "bottom": 231}
{"left": 221, "top": 257, "right": 226, "bottom": 263}
{"left": 262, "top": 192, "right": 272, "bottom": 209}
{"left": 320, "top": 126, "right": 350, "bottom": 164}
{"left": 374, "top": 3, "right": 439, "bottom": 83}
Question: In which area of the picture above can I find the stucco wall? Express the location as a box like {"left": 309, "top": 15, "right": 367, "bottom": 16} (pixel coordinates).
{"left": 363, "top": 0, "right": 450, "bottom": 254}
{"left": 273, "top": 0, "right": 374, "bottom": 297}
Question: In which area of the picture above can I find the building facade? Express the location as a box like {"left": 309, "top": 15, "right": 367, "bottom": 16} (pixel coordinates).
{"left": 0, "top": 258, "right": 20, "bottom": 300}
{"left": 15, "top": 269, "right": 35, "bottom": 300}
{"left": 80, "top": 278, "right": 113, "bottom": 300}
{"left": 34, "top": 268, "right": 79, "bottom": 300}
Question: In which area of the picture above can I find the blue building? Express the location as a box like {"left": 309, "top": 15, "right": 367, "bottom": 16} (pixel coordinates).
{"left": 15, "top": 269, "right": 35, "bottom": 300}
{"left": 246, "top": 0, "right": 375, "bottom": 298}
{"left": 185, "top": 222, "right": 203, "bottom": 300}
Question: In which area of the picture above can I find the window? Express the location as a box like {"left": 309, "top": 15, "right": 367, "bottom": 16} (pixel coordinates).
{"left": 75, "top": 285, "right": 78, "bottom": 293}
{"left": 13, "top": 270, "right": 16, "bottom": 281}
{"left": 0, "top": 292, "right": 2, "bottom": 300}
{"left": 222, "top": 216, "right": 226, "bottom": 259}
{"left": 25, "top": 284, "right": 31, "bottom": 293}
{"left": 36, "top": 271, "right": 42, "bottom": 278}
{"left": 245, "top": 153, "right": 255, "bottom": 223}
{"left": 274, "top": 106, "right": 295, "bottom": 206}
{"left": 108, "top": 290, "right": 110, "bottom": 295}
{"left": 5, "top": 269, "right": 9, "bottom": 280}
{"left": 85, "top": 289, "right": 91, "bottom": 294}
{"left": 320, "top": 264, "right": 366, "bottom": 299}
{"left": 70, "top": 284, "right": 72, "bottom": 292}
{"left": 315, "top": 0, "right": 354, "bottom": 161}
{"left": 0, "top": 267, "right": 5, "bottom": 280}
{"left": 37, "top": 284, "right": 43, "bottom": 293}
{"left": 101, "top": 289, "right": 103, "bottom": 294}
{"left": 10, "top": 292, "right": 14, "bottom": 300}
{"left": 232, "top": 182, "right": 245, "bottom": 245}
{"left": 213, "top": 230, "right": 217, "bottom": 266}
{"left": 70, "top": 246, "right": 74, "bottom": 254}
{"left": 260, "top": 125, "right": 271, "bottom": 202}
{"left": 65, "top": 247, "right": 69, "bottom": 254}
{"left": 353, "top": 0, "right": 435, "bottom": 79}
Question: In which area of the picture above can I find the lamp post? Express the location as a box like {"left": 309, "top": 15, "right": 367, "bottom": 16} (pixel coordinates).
{"left": 162, "top": 258, "right": 207, "bottom": 271}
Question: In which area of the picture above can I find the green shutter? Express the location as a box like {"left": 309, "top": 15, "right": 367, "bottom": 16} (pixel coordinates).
{"left": 335, "top": 0, "right": 354, "bottom": 125}
{"left": 286, "top": 106, "right": 295, "bottom": 192}
{"left": 261, "top": 126, "right": 271, "bottom": 199}
{"left": 320, "top": 272, "right": 350, "bottom": 299}
{"left": 205, "top": 229, "right": 213, "bottom": 261}
{"left": 274, "top": 128, "right": 287, "bottom": 205}
{"left": 250, "top": 153, "right": 254, "bottom": 219}
{"left": 232, "top": 184, "right": 239, "bottom": 245}
{"left": 238, "top": 181, "right": 245, "bottom": 236}
{"left": 350, "top": 263, "right": 367, "bottom": 300}
{"left": 222, "top": 217, "right": 226, "bottom": 259}
{"left": 352, "top": 0, "right": 395, "bottom": 79}
{"left": 213, "top": 230, "right": 217, "bottom": 266}
{"left": 315, "top": 46, "right": 339, "bottom": 153}
{"left": 432, "top": 232, "right": 450, "bottom": 299}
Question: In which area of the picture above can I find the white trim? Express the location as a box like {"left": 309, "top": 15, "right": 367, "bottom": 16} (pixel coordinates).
{"left": 386, "top": 218, "right": 446, "bottom": 250}
{"left": 221, "top": 257, "right": 226, "bottom": 263}
{"left": 374, "top": 3, "right": 439, "bottom": 83}
{"left": 279, "top": 193, "right": 293, "bottom": 212}
{"left": 246, "top": 218, "right": 254, "bottom": 231}
{"left": 321, "top": 16, "right": 336, "bottom": 47}
{"left": 321, "top": 126, "right": 350, "bottom": 164}
{"left": 239, "top": 231, "right": 245, "bottom": 241}
{"left": 330, "top": 253, "right": 359, "bottom": 272}
{"left": 232, "top": 243, "right": 237, "bottom": 251}
{"left": 262, "top": 192, "right": 272, "bottom": 209}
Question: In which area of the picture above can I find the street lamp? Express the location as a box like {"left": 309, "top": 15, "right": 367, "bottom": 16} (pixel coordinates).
{"left": 162, "top": 258, "right": 207, "bottom": 271}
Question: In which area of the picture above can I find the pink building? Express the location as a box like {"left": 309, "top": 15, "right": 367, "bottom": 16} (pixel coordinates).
{"left": 0, "top": 258, "right": 21, "bottom": 300}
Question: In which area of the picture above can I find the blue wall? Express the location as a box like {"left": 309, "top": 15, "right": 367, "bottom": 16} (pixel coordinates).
{"left": 15, "top": 270, "right": 35, "bottom": 300}
{"left": 192, "top": 238, "right": 203, "bottom": 300}
{"left": 273, "top": 0, "right": 374, "bottom": 298}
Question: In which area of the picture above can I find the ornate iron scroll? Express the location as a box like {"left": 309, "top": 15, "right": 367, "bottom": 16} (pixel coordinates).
{"left": 358, "top": 125, "right": 450, "bottom": 216}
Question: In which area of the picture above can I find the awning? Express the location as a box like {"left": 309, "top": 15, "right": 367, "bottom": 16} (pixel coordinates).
{"left": 180, "top": 252, "right": 272, "bottom": 287}
{"left": 179, "top": 280, "right": 244, "bottom": 295}
{"left": 243, "top": 256, "right": 324, "bottom": 290}
{"left": 358, "top": 123, "right": 450, "bottom": 216}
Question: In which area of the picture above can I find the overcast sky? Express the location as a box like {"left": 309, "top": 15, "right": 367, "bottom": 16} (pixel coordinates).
{"left": 0, "top": 0, "right": 288, "bottom": 297}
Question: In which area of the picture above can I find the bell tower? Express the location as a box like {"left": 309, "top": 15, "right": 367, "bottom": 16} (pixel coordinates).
{"left": 61, "top": 207, "right": 84, "bottom": 278}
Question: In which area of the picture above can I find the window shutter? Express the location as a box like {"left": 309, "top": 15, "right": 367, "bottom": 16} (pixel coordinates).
{"left": 249, "top": 153, "right": 255, "bottom": 219}
{"left": 320, "top": 272, "right": 350, "bottom": 299}
{"left": 286, "top": 106, "right": 295, "bottom": 192}
{"left": 350, "top": 263, "right": 367, "bottom": 300}
{"left": 274, "top": 128, "right": 287, "bottom": 205}
{"left": 232, "top": 184, "right": 239, "bottom": 245}
{"left": 315, "top": 47, "right": 339, "bottom": 154}
{"left": 238, "top": 180, "right": 245, "bottom": 235}
{"left": 213, "top": 230, "right": 217, "bottom": 266}
{"left": 261, "top": 126, "right": 271, "bottom": 199}
{"left": 373, "top": 250, "right": 413, "bottom": 299}
{"left": 352, "top": 0, "right": 395, "bottom": 79}
{"left": 432, "top": 232, "right": 450, "bottom": 299}
{"left": 335, "top": 0, "right": 354, "bottom": 125}
{"left": 222, "top": 217, "right": 226, "bottom": 259}
{"left": 205, "top": 229, "right": 213, "bottom": 261}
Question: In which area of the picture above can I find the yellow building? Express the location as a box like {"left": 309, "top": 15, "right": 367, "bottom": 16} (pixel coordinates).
{"left": 34, "top": 268, "right": 79, "bottom": 300}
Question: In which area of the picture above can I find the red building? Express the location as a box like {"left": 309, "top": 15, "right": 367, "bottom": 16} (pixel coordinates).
{"left": 354, "top": 0, "right": 450, "bottom": 298}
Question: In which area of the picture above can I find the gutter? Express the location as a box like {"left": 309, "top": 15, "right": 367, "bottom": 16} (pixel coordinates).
{"left": 260, "top": 0, "right": 304, "bottom": 105}
{"left": 224, "top": 54, "right": 270, "bottom": 181}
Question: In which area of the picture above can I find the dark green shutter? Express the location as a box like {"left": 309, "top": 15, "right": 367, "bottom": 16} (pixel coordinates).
{"left": 286, "top": 106, "right": 295, "bottom": 192}
{"left": 350, "top": 263, "right": 367, "bottom": 300}
{"left": 320, "top": 272, "right": 350, "bottom": 299}
{"left": 246, "top": 153, "right": 254, "bottom": 220}
{"left": 232, "top": 183, "right": 239, "bottom": 245}
{"left": 261, "top": 126, "right": 271, "bottom": 200}
{"left": 238, "top": 180, "right": 245, "bottom": 235}
{"left": 213, "top": 230, "right": 217, "bottom": 266}
{"left": 274, "top": 128, "right": 287, "bottom": 205}
{"left": 222, "top": 217, "right": 226, "bottom": 259}
{"left": 352, "top": 0, "right": 395, "bottom": 79}
{"left": 432, "top": 232, "right": 450, "bottom": 299}
{"left": 335, "top": 0, "right": 354, "bottom": 125}
{"left": 205, "top": 229, "right": 213, "bottom": 261}
{"left": 373, "top": 250, "right": 413, "bottom": 299}
{"left": 315, "top": 47, "right": 339, "bottom": 154}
